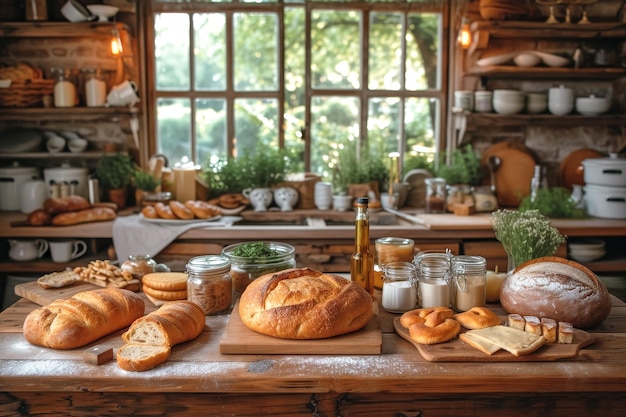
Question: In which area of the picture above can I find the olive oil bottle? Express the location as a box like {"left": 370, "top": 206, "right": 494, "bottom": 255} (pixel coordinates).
{"left": 351, "top": 197, "right": 374, "bottom": 294}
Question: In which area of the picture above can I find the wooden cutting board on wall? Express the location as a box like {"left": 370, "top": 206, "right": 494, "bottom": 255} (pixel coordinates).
{"left": 220, "top": 301, "right": 382, "bottom": 355}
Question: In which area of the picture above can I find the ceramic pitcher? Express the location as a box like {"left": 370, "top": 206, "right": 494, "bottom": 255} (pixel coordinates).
{"left": 8, "top": 239, "right": 48, "bottom": 261}
{"left": 273, "top": 187, "right": 299, "bottom": 211}
{"left": 243, "top": 187, "right": 273, "bottom": 212}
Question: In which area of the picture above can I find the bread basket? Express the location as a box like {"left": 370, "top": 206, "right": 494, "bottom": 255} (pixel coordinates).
{"left": 0, "top": 78, "right": 54, "bottom": 107}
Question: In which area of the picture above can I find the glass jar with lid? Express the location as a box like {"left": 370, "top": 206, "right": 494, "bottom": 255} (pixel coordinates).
{"left": 222, "top": 241, "right": 296, "bottom": 298}
{"left": 373, "top": 237, "right": 415, "bottom": 290}
{"left": 81, "top": 68, "right": 107, "bottom": 107}
{"left": 381, "top": 262, "right": 417, "bottom": 313}
{"left": 51, "top": 68, "right": 77, "bottom": 108}
{"left": 186, "top": 255, "right": 232, "bottom": 315}
{"left": 121, "top": 254, "right": 158, "bottom": 282}
{"left": 424, "top": 177, "right": 446, "bottom": 213}
{"left": 415, "top": 251, "right": 452, "bottom": 308}
{"left": 451, "top": 255, "right": 487, "bottom": 312}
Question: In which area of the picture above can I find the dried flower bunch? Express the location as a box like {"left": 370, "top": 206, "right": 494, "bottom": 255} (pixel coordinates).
{"left": 491, "top": 209, "right": 565, "bottom": 268}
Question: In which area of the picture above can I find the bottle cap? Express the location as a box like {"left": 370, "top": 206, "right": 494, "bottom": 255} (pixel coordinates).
{"left": 356, "top": 197, "right": 369, "bottom": 205}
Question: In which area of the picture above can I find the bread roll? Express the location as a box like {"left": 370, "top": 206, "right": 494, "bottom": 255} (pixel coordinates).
{"left": 51, "top": 207, "right": 116, "bottom": 226}
{"left": 27, "top": 208, "right": 52, "bottom": 226}
{"left": 43, "top": 196, "right": 90, "bottom": 214}
{"left": 500, "top": 256, "right": 611, "bottom": 328}
{"left": 239, "top": 268, "right": 373, "bottom": 339}
{"left": 23, "top": 288, "right": 145, "bottom": 349}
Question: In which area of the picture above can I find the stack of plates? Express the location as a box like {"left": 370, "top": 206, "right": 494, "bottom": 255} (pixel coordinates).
{"left": 568, "top": 239, "right": 606, "bottom": 263}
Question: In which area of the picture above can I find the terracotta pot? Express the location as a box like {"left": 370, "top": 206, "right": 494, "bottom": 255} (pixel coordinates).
{"left": 108, "top": 188, "right": 127, "bottom": 209}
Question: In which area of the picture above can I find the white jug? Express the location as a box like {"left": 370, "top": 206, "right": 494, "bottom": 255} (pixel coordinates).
{"left": 106, "top": 80, "right": 140, "bottom": 107}
{"left": 8, "top": 239, "right": 49, "bottom": 261}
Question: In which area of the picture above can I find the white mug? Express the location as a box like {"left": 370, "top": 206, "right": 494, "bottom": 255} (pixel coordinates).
{"left": 49, "top": 240, "right": 88, "bottom": 263}
{"left": 106, "top": 80, "right": 140, "bottom": 107}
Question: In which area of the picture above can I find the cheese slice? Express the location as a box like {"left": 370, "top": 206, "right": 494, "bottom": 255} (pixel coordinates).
{"left": 464, "top": 325, "right": 546, "bottom": 356}
{"left": 459, "top": 332, "right": 501, "bottom": 355}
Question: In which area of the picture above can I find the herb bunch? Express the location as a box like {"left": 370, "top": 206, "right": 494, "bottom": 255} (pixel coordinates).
{"left": 231, "top": 242, "right": 279, "bottom": 258}
{"left": 491, "top": 209, "right": 565, "bottom": 268}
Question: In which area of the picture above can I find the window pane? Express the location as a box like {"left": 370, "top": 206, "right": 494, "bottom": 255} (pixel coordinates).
{"left": 311, "top": 10, "right": 361, "bottom": 90}
{"left": 194, "top": 13, "right": 226, "bottom": 91}
{"left": 405, "top": 97, "right": 438, "bottom": 171}
{"left": 155, "top": 14, "right": 190, "bottom": 91}
{"left": 157, "top": 98, "right": 192, "bottom": 163}
{"left": 368, "top": 12, "right": 402, "bottom": 91}
{"left": 196, "top": 98, "right": 227, "bottom": 165}
{"left": 310, "top": 96, "right": 360, "bottom": 181}
{"left": 234, "top": 98, "right": 279, "bottom": 155}
{"left": 234, "top": 13, "right": 278, "bottom": 91}
{"left": 406, "top": 13, "right": 440, "bottom": 91}
{"left": 367, "top": 97, "right": 401, "bottom": 156}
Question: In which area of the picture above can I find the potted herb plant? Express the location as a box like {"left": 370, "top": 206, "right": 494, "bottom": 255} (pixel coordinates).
{"left": 436, "top": 144, "right": 482, "bottom": 211}
{"left": 95, "top": 153, "right": 135, "bottom": 209}
{"left": 132, "top": 169, "right": 162, "bottom": 206}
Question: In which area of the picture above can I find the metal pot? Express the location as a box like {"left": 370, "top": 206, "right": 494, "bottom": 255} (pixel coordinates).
{"left": 0, "top": 162, "right": 40, "bottom": 211}
{"left": 43, "top": 163, "right": 89, "bottom": 199}
{"left": 583, "top": 184, "right": 626, "bottom": 219}
{"left": 582, "top": 154, "right": 626, "bottom": 187}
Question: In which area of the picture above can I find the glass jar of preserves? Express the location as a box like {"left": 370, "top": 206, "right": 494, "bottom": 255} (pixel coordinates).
{"left": 121, "top": 254, "right": 158, "bottom": 281}
{"left": 51, "top": 67, "right": 77, "bottom": 108}
{"left": 424, "top": 177, "right": 446, "bottom": 214}
{"left": 381, "top": 262, "right": 417, "bottom": 313}
{"left": 222, "top": 241, "right": 296, "bottom": 298}
{"left": 186, "top": 255, "right": 232, "bottom": 315}
{"left": 373, "top": 237, "right": 415, "bottom": 290}
{"left": 452, "top": 255, "right": 487, "bottom": 312}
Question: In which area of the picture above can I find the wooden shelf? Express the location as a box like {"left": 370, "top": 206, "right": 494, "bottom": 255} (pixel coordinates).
{"left": 461, "top": 112, "right": 626, "bottom": 128}
{"left": 0, "top": 22, "right": 132, "bottom": 38}
{"left": 471, "top": 21, "right": 626, "bottom": 41}
{"left": 0, "top": 151, "right": 105, "bottom": 160}
{"left": 0, "top": 106, "right": 140, "bottom": 122}
{"left": 465, "top": 66, "right": 626, "bottom": 80}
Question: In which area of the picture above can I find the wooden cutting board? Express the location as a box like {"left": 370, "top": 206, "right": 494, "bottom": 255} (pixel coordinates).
{"left": 415, "top": 213, "right": 494, "bottom": 230}
{"left": 393, "top": 318, "right": 594, "bottom": 362}
{"left": 14, "top": 280, "right": 101, "bottom": 306}
{"left": 220, "top": 301, "right": 382, "bottom": 355}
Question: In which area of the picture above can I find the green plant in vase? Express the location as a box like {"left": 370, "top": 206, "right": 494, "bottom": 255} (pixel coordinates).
{"left": 132, "top": 169, "right": 161, "bottom": 206}
{"left": 95, "top": 153, "right": 135, "bottom": 208}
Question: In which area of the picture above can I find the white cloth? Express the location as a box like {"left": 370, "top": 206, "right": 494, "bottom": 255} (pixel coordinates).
{"left": 112, "top": 214, "right": 234, "bottom": 262}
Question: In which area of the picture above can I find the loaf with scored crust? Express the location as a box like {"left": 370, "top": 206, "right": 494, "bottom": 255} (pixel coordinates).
{"left": 500, "top": 256, "right": 611, "bottom": 329}
{"left": 239, "top": 267, "right": 373, "bottom": 339}
{"left": 23, "top": 288, "right": 145, "bottom": 349}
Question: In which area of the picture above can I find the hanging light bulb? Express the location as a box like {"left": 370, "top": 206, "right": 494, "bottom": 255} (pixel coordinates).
{"left": 111, "top": 25, "right": 123, "bottom": 56}
{"left": 457, "top": 17, "right": 472, "bottom": 49}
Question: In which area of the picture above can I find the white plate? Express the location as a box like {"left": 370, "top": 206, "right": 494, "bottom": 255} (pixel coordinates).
{"left": 139, "top": 214, "right": 221, "bottom": 225}
{"left": 532, "top": 51, "right": 570, "bottom": 68}
{"left": 476, "top": 52, "right": 517, "bottom": 67}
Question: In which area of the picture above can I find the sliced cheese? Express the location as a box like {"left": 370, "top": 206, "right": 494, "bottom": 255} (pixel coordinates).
{"left": 465, "top": 325, "right": 546, "bottom": 356}
{"left": 459, "top": 332, "right": 501, "bottom": 355}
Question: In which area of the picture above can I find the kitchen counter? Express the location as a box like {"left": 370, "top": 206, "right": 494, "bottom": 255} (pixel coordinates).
{"left": 0, "top": 293, "right": 625, "bottom": 416}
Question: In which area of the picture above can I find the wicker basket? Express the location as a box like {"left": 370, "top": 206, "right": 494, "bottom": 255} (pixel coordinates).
{"left": 0, "top": 79, "right": 54, "bottom": 107}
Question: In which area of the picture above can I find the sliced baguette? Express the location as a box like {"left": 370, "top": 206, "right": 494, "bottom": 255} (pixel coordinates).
{"left": 116, "top": 343, "right": 171, "bottom": 372}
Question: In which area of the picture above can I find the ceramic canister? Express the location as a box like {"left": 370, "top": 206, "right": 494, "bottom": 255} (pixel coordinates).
{"left": 20, "top": 179, "right": 48, "bottom": 214}
{"left": 0, "top": 163, "right": 40, "bottom": 211}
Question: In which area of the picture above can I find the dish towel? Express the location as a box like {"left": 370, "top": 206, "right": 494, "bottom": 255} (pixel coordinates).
{"left": 112, "top": 214, "right": 234, "bottom": 262}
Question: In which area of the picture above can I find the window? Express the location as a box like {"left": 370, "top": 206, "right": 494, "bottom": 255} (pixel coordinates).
{"left": 147, "top": 0, "right": 449, "bottom": 184}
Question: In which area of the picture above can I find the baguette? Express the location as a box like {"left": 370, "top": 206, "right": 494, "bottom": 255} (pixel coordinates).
{"left": 239, "top": 267, "right": 373, "bottom": 339}
{"left": 44, "top": 196, "right": 90, "bottom": 214}
{"left": 52, "top": 207, "right": 116, "bottom": 226}
{"left": 23, "top": 288, "right": 145, "bottom": 349}
{"left": 117, "top": 301, "right": 205, "bottom": 371}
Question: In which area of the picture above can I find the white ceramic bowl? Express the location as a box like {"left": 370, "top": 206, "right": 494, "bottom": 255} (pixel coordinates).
{"left": 514, "top": 53, "right": 541, "bottom": 67}
{"left": 575, "top": 96, "right": 611, "bottom": 116}
{"left": 68, "top": 138, "right": 88, "bottom": 153}
{"left": 493, "top": 98, "right": 525, "bottom": 115}
{"left": 569, "top": 239, "right": 606, "bottom": 251}
{"left": 46, "top": 136, "right": 66, "bottom": 153}
{"left": 569, "top": 249, "right": 606, "bottom": 263}
{"left": 60, "top": 0, "right": 93, "bottom": 22}
{"left": 526, "top": 93, "right": 547, "bottom": 114}
{"left": 86, "top": 4, "right": 119, "bottom": 22}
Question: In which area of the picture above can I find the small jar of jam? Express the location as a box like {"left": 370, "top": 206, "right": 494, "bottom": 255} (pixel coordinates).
{"left": 121, "top": 254, "right": 158, "bottom": 281}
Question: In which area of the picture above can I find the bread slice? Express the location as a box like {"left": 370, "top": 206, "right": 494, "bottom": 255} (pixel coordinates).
{"left": 558, "top": 322, "right": 574, "bottom": 344}
{"left": 464, "top": 325, "right": 546, "bottom": 356}
{"left": 523, "top": 315, "right": 542, "bottom": 336}
{"left": 541, "top": 318, "right": 557, "bottom": 343}
{"left": 507, "top": 313, "right": 525, "bottom": 331}
{"left": 459, "top": 332, "right": 501, "bottom": 355}
{"left": 116, "top": 343, "right": 171, "bottom": 372}
{"left": 37, "top": 269, "right": 79, "bottom": 289}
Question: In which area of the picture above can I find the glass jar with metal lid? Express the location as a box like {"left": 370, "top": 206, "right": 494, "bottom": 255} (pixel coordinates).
{"left": 186, "top": 255, "right": 232, "bottom": 315}
{"left": 452, "top": 255, "right": 487, "bottom": 312}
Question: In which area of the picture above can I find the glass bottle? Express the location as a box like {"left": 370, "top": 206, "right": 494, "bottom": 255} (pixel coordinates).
{"left": 351, "top": 197, "right": 374, "bottom": 295}
{"left": 374, "top": 237, "right": 415, "bottom": 290}
{"left": 186, "top": 255, "right": 232, "bottom": 315}
{"left": 424, "top": 177, "right": 446, "bottom": 213}
{"left": 452, "top": 255, "right": 487, "bottom": 312}
{"left": 381, "top": 262, "right": 417, "bottom": 313}
{"left": 415, "top": 251, "right": 452, "bottom": 308}
{"left": 51, "top": 67, "right": 77, "bottom": 108}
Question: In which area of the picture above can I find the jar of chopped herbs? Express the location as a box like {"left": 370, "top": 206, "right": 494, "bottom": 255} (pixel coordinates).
{"left": 222, "top": 241, "right": 296, "bottom": 297}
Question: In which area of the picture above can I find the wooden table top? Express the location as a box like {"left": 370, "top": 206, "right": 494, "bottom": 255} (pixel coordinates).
{"left": 0, "top": 293, "right": 625, "bottom": 395}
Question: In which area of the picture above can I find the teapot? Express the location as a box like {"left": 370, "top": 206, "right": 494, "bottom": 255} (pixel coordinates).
{"left": 9, "top": 239, "right": 49, "bottom": 261}
{"left": 106, "top": 80, "right": 140, "bottom": 107}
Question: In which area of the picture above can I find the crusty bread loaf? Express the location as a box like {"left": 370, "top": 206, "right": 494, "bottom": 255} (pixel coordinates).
{"left": 27, "top": 208, "right": 52, "bottom": 226}
{"left": 44, "top": 195, "right": 90, "bottom": 214}
{"left": 238, "top": 267, "right": 373, "bottom": 339}
{"left": 23, "top": 288, "right": 145, "bottom": 349}
{"left": 52, "top": 207, "right": 116, "bottom": 226}
{"left": 500, "top": 256, "right": 611, "bottom": 329}
{"left": 117, "top": 300, "right": 205, "bottom": 371}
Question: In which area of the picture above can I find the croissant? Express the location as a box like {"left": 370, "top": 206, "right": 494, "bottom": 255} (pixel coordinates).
{"left": 23, "top": 288, "right": 145, "bottom": 349}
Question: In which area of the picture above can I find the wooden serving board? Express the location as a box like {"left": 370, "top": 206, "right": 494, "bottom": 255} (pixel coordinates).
{"left": 220, "top": 301, "right": 382, "bottom": 355}
{"left": 415, "top": 213, "right": 494, "bottom": 230}
{"left": 393, "top": 318, "right": 594, "bottom": 362}
{"left": 14, "top": 280, "right": 101, "bottom": 306}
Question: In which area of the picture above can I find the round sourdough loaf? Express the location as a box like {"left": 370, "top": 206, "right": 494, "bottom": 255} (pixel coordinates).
{"left": 500, "top": 256, "right": 611, "bottom": 328}
{"left": 239, "top": 267, "right": 373, "bottom": 339}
